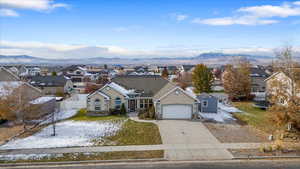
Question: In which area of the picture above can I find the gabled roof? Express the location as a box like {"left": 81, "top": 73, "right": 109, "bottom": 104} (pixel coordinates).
{"left": 112, "top": 75, "right": 169, "bottom": 97}
{"left": 158, "top": 86, "right": 197, "bottom": 101}
{"left": 182, "top": 65, "right": 195, "bottom": 72}
{"left": 88, "top": 90, "right": 110, "bottom": 100}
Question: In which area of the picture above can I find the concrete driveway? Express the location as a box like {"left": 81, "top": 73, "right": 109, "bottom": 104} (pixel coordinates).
{"left": 157, "top": 120, "right": 233, "bottom": 160}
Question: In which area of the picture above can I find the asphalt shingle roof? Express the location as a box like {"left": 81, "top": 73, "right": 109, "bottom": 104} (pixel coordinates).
{"left": 112, "top": 75, "right": 169, "bottom": 97}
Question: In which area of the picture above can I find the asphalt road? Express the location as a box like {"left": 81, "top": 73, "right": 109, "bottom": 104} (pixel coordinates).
{"left": 1, "top": 160, "right": 300, "bottom": 169}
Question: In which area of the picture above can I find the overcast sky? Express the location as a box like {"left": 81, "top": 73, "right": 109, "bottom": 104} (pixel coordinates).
{"left": 0, "top": 0, "right": 300, "bottom": 59}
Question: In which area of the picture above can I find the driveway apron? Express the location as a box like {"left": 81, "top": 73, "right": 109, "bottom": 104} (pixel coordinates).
{"left": 157, "top": 120, "right": 233, "bottom": 160}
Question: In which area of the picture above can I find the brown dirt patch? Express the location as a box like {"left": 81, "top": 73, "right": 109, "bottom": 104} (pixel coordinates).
{"left": 204, "top": 122, "right": 270, "bottom": 143}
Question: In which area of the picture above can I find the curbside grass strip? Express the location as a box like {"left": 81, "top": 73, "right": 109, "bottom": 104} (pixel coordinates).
{"left": 0, "top": 158, "right": 167, "bottom": 167}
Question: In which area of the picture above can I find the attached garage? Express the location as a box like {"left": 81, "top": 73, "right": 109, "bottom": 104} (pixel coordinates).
{"left": 162, "top": 104, "right": 192, "bottom": 119}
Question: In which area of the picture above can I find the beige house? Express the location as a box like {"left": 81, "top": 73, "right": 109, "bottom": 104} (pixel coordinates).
{"left": 87, "top": 75, "right": 198, "bottom": 120}
{"left": 265, "top": 71, "right": 300, "bottom": 105}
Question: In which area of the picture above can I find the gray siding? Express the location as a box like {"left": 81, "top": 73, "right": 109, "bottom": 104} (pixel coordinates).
{"left": 197, "top": 95, "right": 218, "bottom": 113}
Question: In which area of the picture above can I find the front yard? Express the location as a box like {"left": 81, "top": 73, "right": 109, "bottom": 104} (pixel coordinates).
{"left": 0, "top": 109, "right": 162, "bottom": 149}
{"left": 203, "top": 102, "right": 270, "bottom": 143}
{"left": 232, "top": 102, "right": 274, "bottom": 133}
{"left": 103, "top": 120, "right": 162, "bottom": 146}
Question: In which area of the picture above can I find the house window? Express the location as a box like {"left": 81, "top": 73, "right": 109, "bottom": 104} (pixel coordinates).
{"left": 115, "top": 97, "right": 121, "bottom": 109}
{"left": 280, "top": 98, "right": 285, "bottom": 104}
{"left": 95, "top": 98, "right": 100, "bottom": 104}
{"left": 95, "top": 106, "right": 101, "bottom": 111}
{"left": 139, "top": 99, "right": 153, "bottom": 109}
{"left": 202, "top": 100, "right": 208, "bottom": 107}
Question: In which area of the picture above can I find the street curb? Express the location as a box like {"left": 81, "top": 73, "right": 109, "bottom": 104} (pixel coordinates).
{"left": 232, "top": 156, "right": 300, "bottom": 160}
{"left": 0, "top": 158, "right": 167, "bottom": 167}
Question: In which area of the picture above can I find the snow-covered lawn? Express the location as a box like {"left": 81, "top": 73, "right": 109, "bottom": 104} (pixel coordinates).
{"left": 0, "top": 120, "right": 123, "bottom": 150}
{"left": 199, "top": 103, "right": 242, "bottom": 123}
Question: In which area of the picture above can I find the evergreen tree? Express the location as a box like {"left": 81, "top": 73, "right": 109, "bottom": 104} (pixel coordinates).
{"left": 192, "top": 64, "right": 214, "bottom": 94}
{"left": 120, "top": 103, "right": 127, "bottom": 115}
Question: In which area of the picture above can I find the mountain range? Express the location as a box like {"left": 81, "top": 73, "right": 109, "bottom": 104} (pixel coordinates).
{"left": 0, "top": 53, "right": 298, "bottom": 65}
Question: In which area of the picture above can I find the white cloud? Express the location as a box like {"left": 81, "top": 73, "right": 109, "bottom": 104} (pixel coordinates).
{"left": 0, "top": 9, "right": 19, "bottom": 17}
{"left": 238, "top": 4, "right": 300, "bottom": 18}
{"left": 293, "top": 1, "right": 300, "bottom": 5}
{"left": 193, "top": 16, "right": 278, "bottom": 26}
{"left": 0, "top": 0, "right": 68, "bottom": 11}
{"left": 193, "top": 1, "right": 300, "bottom": 26}
{"left": 170, "top": 13, "right": 188, "bottom": 22}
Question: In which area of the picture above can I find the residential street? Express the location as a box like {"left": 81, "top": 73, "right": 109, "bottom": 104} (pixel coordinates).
{"left": 1, "top": 160, "right": 300, "bottom": 169}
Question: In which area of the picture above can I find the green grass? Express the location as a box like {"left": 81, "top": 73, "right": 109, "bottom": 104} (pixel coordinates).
{"left": 103, "top": 119, "right": 162, "bottom": 146}
{"left": 0, "top": 150, "right": 164, "bottom": 163}
{"left": 69, "top": 109, "right": 127, "bottom": 121}
{"left": 233, "top": 102, "right": 273, "bottom": 133}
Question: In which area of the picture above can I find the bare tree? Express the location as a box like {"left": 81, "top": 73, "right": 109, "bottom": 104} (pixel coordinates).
{"left": 0, "top": 83, "right": 41, "bottom": 130}
{"left": 222, "top": 58, "right": 251, "bottom": 100}
{"left": 268, "top": 46, "right": 300, "bottom": 130}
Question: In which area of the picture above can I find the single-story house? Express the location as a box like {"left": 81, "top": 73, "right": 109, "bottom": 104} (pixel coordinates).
{"left": 87, "top": 75, "right": 198, "bottom": 120}
{"left": 28, "top": 75, "right": 73, "bottom": 95}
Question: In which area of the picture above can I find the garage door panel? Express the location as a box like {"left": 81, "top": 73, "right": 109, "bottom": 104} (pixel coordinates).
{"left": 162, "top": 105, "right": 192, "bottom": 119}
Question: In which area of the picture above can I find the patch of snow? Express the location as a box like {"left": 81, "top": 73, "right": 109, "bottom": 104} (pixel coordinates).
{"left": 199, "top": 109, "right": 235, "bottom": 123}
{"left": 0, "top": 154, "right": 59, "bottom": 161}
{"left": 199, "top": 103, "right": 242, "bottom": 122}
{"left": 108, "top": 82, "right": 135, "bottom": 96}
{"left": 185, "top": 87, "right": 196, "bottom": 98}
{"left": 218, "top": 103, "right": 242, "bottom": 113}
{"left": 0, "top": 120, "right": 123, "bottom": 149}
{"left": 30, "top": 96, "right": 55, "bottom": 104}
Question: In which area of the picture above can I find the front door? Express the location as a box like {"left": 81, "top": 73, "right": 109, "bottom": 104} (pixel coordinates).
{"left": 129, "top": 100, "right": 136, "bottom": 112}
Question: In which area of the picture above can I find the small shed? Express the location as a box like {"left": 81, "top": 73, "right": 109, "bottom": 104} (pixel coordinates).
{"left": 196, "top": 93, "right": 218, "bottom": 113}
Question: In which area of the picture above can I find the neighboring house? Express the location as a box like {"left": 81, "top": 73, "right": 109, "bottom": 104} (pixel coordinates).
{"left": 73, "top": 82, "right": 87, "bottom": 93}
{"left": 62, "top": 65, "right": 92, "bottom": 83}
{"left": 180, "top": 65, "right": 195, "bottom": 73}
{"left": 167, "top": 66, "right": 178, "bottom": 74}
{"left": 210, "top": 93, "right": 229, "bottom": 104}
{"left": 29, "top": 96, "right": 56, "bottom": 119}
{"left": 28, "top": 75, "right": 73, "bottom": 95}
{"left": 250, "top": 67, "right": 270, "bottom": 92}
{"left": 0, "top": 67, "right": 44, "bottom": 120}
{"left": 265, "top": 71, "right": 300, "bottom": 105}
{"left": 197, "top": 93, "right": 218, "bottom": 113}
{"left": 19, "top": 66, "right": 41, "bottom": 77}
{"left": 87, "top": 75, "right": 198, "bottom": 120}
{"left": 134, "top": 66, "right": 148, "bottom": 73}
